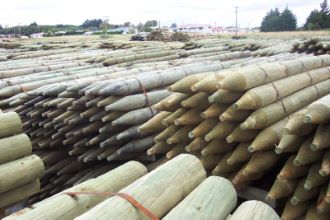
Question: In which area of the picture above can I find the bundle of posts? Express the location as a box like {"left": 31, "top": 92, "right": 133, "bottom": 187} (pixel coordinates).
{"left": 0, "top": 48, "right": 307, "bottom": 205}
{"left": 6, "top": 154, "right": 280, "bottom": 220}
{"left": 138, "top": 54, "right": 330, "bottom": 219}
{"left": 292, "top": 36, "right": 330, "bottom": 55}
{"left": 0, "top": 38, "right": 325, "bottom": 210}
{"left": 266, "top": 93, "right": 330, "bottom": 220}
{"left": 0, "top": 39, "right": 259, "bottom": 98}
{"left": 0, "top": 112, "right": 44, "bottom": 210}
{"left": 6, "top": 58, "right": 253, "bottom": 203}
{"left": 0, "top": 46, "right": 310, "bottom": 203}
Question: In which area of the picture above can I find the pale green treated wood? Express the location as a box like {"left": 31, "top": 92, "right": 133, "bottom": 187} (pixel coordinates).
{"left": 0, "top": 155, "right": 44, "bottom": 194}
{"left": 163, "top": 176, "right": 237, "bottom": 220}
{"left": 0, "top": 112, "right": 22, "bottom": 138}
{"left": 4, "top": 161, "right": 147, "bottom": 220}
{"left": 0, "top": 134, "right": 32, "bottom": 165}
{"left": 76, "top": 154, "right": 206, "bottom": 220}
{"left": 0, "top": 180, "right": 40, "bottom": 209}
{"left": 230, "top": 200, "right": 280, "bottom": 220}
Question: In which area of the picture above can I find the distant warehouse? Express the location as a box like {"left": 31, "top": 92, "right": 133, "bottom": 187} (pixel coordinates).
{"left": 174, "top": 24, "right": 259, "bottom": 34}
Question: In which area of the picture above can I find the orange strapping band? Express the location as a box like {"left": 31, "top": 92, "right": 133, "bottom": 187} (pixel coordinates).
{"left": 133, "top": 77, "right": 154, "bottom": 117}
{"left": 64, "top": 191, "right": 159, "bottom": 220}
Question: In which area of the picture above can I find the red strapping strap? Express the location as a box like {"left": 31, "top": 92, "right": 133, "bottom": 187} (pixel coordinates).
{"left": 133, "top": 77, "right": 154, "bottom": 117}
{"left": 64, "top": 191, "right": 159, "bottom": 220}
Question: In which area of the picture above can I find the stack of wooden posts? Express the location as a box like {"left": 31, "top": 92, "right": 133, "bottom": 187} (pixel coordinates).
{"left": 266, "top": 93, "right": 330, "bottom": 219}
{"left": 292, "top": 36, "right": 330, "bottom": 55}
{"left": 5, "top": 58, "right": 246, "bottom": 203}
{"left": 5, "top": 154, "right": 280, "bottom": 220}
{"left": 4, "top": 161, "right": 148, "bottom": 219}
{"left": 1, "top": 38, "right": 327, "bottom": 212}
{"left": 0, "top": 45, "right": 307, "bottom": 205}
{"left": 0, "top": 39, "right": 260, "bottom": 98}
{"left": 139, "top": 54, "right": 330, "bottom": 219}
{"left": 0, "top": 112, "right": 44, "bottom": 210}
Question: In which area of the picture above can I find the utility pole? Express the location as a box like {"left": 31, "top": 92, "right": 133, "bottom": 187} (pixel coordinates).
{"left": 18, "top": 23, "right": 21, "bottom": 37}
{"left": 103, "top": 16, "right": 109, "bottom": 36}
{"left": 234, "top": 6, "right": 238, "bottom": 36}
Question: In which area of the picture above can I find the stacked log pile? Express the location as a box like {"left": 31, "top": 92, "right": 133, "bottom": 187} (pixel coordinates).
{"left": 139, "top": 54, "right": 330, "bottom": 219}
{"left": 0, "top": 112, "right": 44, "bottom": 210}
{"left": 0, "top": 39, "right": 261, "bottom": 98}
{"left": 4, "top": 55, "right": 257, "bottom": 203}
{"left": 266, "top": 93, "right": 330, "bottom": 219}
{"left": 1, "top": 38, "right": 329, "bottom": 216}
{"left": 292, "top": 36, "right": 330, "bottom": 55}
{"left": 4, "top": 161, "right": 147, "bottom": 219}
{"left": 0, "top": 49, "right": 304, "bottom": 206}
{"left": 6, "top": 154, "right": 280, "bottom": 220}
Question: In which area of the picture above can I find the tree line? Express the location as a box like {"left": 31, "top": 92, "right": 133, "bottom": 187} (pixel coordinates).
{"left": 260, "top": 0, "right": 330, "bottom": 32}
{"left": 0, "top": 19, "right": 162, "bottom": 37}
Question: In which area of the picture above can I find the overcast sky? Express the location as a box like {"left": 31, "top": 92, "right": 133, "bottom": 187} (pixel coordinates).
{"left": 0, "top": 0, "right": 324, "bottom": 27}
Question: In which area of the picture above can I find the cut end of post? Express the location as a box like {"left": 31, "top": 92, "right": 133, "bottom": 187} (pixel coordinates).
{"left": 180, "top": 101, "right": 188, "bottom": 108}
{"left": 83, "top": 157, "right": 91, "bottom": 163}
{"left": 200, "top": 112, "right": 207, "bottom": 119}
{"left": 240, "top": 118, "right": 256, "bottom": 130}
{"left": 303, "top": 115, "right": 312, "bottom": 124}
{"left": 319, "top": 169, "right": 329, "bottom": 176}
{"left": 293, "top": 159, "right": 301, "bottom": 166}
{"left": 274, "top": 148, "right": 282, "bottom": 154}
{"left": 188, "top": 132, "right": 195, "bottom": 139}
{"left": 107, "top": 153, "right": 119, "bottom": 161}
{"left": 265, "top": 195, "right": 274, "bottom": 203}
{"left": 200, "top": 149, "right": 208, "bottom": 156}
{"left": 248, "top": 145, "right": 255, "bottom": 152}
{"left": 219, "top": 114, "right": 228, "bottom": 122}
{"left": 161, "top": 120, "right": 169, "bottom": 127}
{"left": 226, "top": 159, "right": 234, "bottom": 165}
{"left": 303, "top": 182, "right": 312, "bottom": 190}
{"left": 147, "top": 149, "right": 153, "bottom": 156}
{"left": 166, "top": 139, "right": 173, "bottom": 145}
{"left": 309, "top": 144, "right": 319, "bottom": 151}
{"left": 226, "top": 136, "right": 234, "bottom": 143}
{"left": 190, "top": 85, "right": 197, "bottom": 92}
{"left": 137, "top": 127, "right": 142, "bottom": 133}
{"left": 185, "top": 146, "right": 191, "bottom": 152}
{"left": 241, "top": 168, "right": 251, "bottom": 176}
{"left": 231, "top": 103, "right": 240, "bottom": 110}
{"left": 204, "top": 135, "right": 211, "bottom": 142}
{"left": 208, "top": 96, "right": 215, "bottom": 103}
{"left": 174, "top": 119, "right": 181, "bottom": 126}
{"left": 166, "top": 152, "right": 173, "bottom": 159}
{"left": 290, "top": 197, "right": 299, "bottom": 205}
{"left": 240, "top": 123, "right": 248, "bottom": 130}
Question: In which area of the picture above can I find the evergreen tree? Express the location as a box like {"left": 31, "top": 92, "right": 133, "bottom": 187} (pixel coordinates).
{"left": 305, "top": 9, "right": 323, "bottom": 30}
{"left": 305, "top": 0, "right": 330, "bottom": 29}
{"left": 260, "top": 7, "right": 296, "bottom": 32}
{"left": 279, "top": 7, "right": 297, "bottom": 31}
{"left": 260, "top": 8, "right": 280, "bottom": 32}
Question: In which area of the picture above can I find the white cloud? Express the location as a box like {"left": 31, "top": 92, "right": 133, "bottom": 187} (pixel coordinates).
{"left": 0, "top": 0, "right": 323, "bottom": 27}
